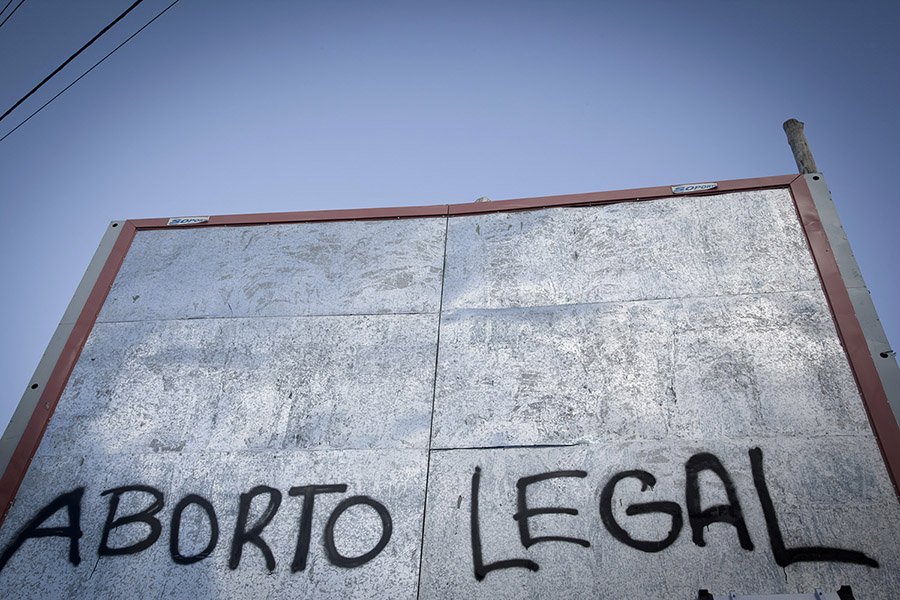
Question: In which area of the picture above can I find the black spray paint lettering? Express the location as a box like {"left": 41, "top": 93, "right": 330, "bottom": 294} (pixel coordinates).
{"left": 229, "top": 485, "right": 282, "bottom": 571}
{"left": 684, "top": 453, "right": 754, "bottom": 551}
{"left": 288, "top": 484, "right": 347, "bottom": 572}
{"left": 514, "top": 470, "right": 590, "bottom": 549}
{"left": 599, "top": 470, "right": 683, "bottom": 553}
{"left": 0, "top": 448, "right": 879, "bottom": 577}
{"left": 99, "top": 485, "right": 164, "bottom": 557}
{"left": 0, "top": 487, "right": 84, "bottom": 571}
{"left": 470, "top": 467, "right": 539, "bottom": 581}
{"left": 170, "top": 494, "right": 219, "bottom": 565}
{"left": 323, "top": 496, "right": 392, "bottom": 568}
{"left": 470, "top": 447, "right": 878, "bottom": 580}
{"left": 0, "top": 483, "right": 393, "bottom": 573}
{"left": 748, "top": 447, "right": 878, "bottom": 568}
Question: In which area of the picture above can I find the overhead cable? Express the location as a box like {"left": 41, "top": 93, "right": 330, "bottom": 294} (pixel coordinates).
{"left": 0, "top": 0, "right": 25, "bottom": 30}
{"left": 0, "top": 0, "right": 145, "bottom": 123}
{"left": 0, "top": 0, "right": 181, "bottom": 143}
{"left": 0, "top": 0, "right": 18, "bottom": 21}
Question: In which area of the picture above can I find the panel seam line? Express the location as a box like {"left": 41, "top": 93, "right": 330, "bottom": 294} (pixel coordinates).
{"left": 416, "top": 215, "right": 449, "bottom": 599}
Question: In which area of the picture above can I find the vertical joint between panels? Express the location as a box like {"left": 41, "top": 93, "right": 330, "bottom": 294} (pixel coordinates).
{"left": 416, "top": 215, "right": 450, "bottom": 599}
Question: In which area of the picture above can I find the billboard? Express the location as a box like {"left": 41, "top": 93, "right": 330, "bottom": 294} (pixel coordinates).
{"left": 0, "top": 174, "right": 898, "bottom": 598}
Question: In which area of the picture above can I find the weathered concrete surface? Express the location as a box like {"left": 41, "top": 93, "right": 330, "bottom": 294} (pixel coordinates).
{"left": 433, "top": 291, "right": 867, "bottom": 448}
{"left": 419, "top": 442, "right": 900, "bottom": 600}
{"left": 0, "top": 449, "right": 426, "bottom": 599}
{"left": 98, "top": 218, "right": 446, "bottom": 322}
{"left": 3, "top": 216, "right": 441, "bottom": 598}
{"left": 443, "top": 189, "right": 819, "bottom": 310}
{"left": 4, "top": 188, "right": 900, "bottom": 598}
{"left": 37, "top": 313, "right": 438, "bottom": 457}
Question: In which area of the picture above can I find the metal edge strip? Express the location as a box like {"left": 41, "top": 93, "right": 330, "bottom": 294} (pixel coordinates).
{"left": 0, "top": 221, "right": 137, "bottom": 525}
{"left": 789, "top": 175, "right": 900, "bottom": 498}
{"left": 802, "top": 174, "right": 900, "bottom": 428}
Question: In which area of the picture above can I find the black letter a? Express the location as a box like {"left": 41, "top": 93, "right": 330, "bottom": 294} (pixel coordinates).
{"left": 0, "top": 488, "right": 85, "bottom": 572}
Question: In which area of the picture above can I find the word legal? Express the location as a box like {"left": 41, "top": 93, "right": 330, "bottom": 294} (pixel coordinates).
{"left": 470, "top": 446, "right": 879, "bottom": 580}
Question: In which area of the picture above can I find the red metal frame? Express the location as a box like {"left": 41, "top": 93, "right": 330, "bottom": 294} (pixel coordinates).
{"left": 789, "top": 176, "right": 900, "bottom": 496}
{"left": 1, "top": 174, "right": 896, "bottom": 528}
{"left": 0, "top": 221, "right": 138, "bottom": 524}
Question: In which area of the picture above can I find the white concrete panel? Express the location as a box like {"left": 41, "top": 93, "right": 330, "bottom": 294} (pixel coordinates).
{"left": 670, "top": 291, "right": 870, "bottom": 439}
{"left": 432, "top": 301, "right": 675, "bottom": 448}
{"left": 38, "top": 313, "right": 438, "bottom": 457}
{"left": 98, "top": 218, "right": 446, "bottom": 322}
{"left": 443, "top": 189, "right": 819, "bottom": 310}
{"left": 433, "top": 291, "right": 867, "bottom": 449}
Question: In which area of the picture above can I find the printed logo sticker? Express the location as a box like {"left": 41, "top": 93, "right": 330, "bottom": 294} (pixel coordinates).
{"left": 672, "top": 183, "right": 718, "bottom": 194}
{"left": 167, "top": 216, "right": 210, "bottom": 226}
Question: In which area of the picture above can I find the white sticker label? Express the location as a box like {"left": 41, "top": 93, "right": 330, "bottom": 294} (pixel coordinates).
{"left": 167, "top": 216, "right": 210, "bottom": 226}
{"left": 671, "top": 183, "right": 718, "bottom": 194}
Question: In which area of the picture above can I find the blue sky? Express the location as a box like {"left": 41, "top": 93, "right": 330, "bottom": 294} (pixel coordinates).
{"left": 0, "top": 0, "right": 898, "bottom": 432}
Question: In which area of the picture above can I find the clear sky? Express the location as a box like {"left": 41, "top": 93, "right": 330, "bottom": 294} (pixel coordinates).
{"left": 0, "top": 0, "right": 898, "bottom": 433}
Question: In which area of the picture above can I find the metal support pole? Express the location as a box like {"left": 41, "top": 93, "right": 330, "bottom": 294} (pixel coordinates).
{"left": 783, "top": 118, "right": 819, "bottom": 174}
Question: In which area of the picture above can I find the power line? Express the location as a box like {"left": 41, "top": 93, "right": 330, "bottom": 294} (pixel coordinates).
{"left": 0, "top": 0, "right": 146, "bottom": 123}
{"left": 0, "top": 0, "right": 182, "bottom": 143}
{"left": 0, "top": 0, "right": 25, "bottom": 30}
{"left": 0, "top": 0, "right": 17, "bottom": 21}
